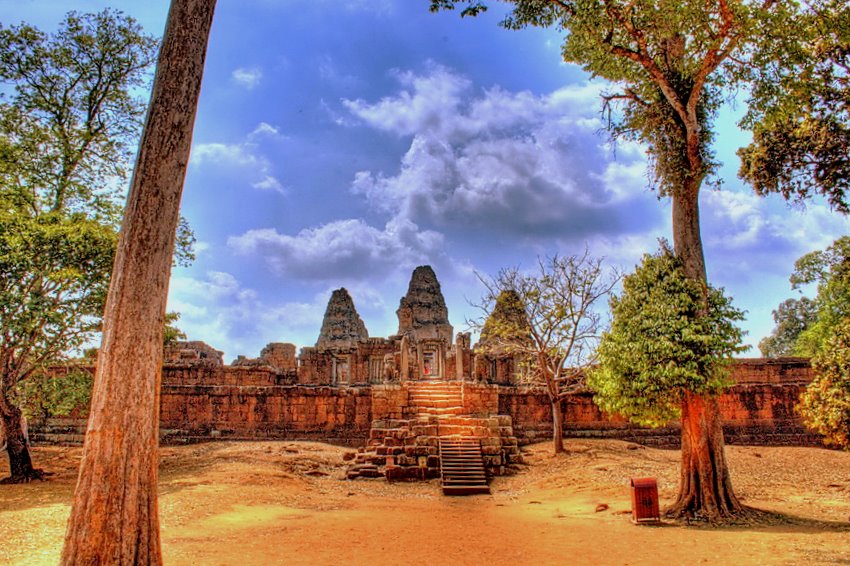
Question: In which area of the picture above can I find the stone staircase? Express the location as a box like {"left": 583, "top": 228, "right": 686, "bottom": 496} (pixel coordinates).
{"left": 439, "top": 437, "right": 490, "bottom": 495}
{"left": 347, "top": 380, "right": 520, "bottom": 493}
{"left": 407, "top": 380, "right": 464, "bottom": 417}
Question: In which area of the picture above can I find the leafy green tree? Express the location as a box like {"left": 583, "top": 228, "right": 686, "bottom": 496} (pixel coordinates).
{"left": 430, "top": 0, "right": 767, "bottom": 520}
{"left": 789, "top": 237, "right": 850, "bottom": 356}
{"left": 475, "top": 252, "right": 619, "bottom": 453}
{"left": 0, "top": 10, "right": 158, "bottom": 222}
{"left": 0, "top": 210, "right": 115, "bottom": 482}
{"left": 163, "top": 311, "right": 188, "bottom": 346}
{"left": 798, "top": 319, "right": 850, "bottom": 449}
{"left": 590, "top": 246, "right": 746, "bottom": 518}
{"left": 0, "top": 10, "right": 157, "bottom": 483}
{"left": 17, "top": 367, "right": 94, "bottom": 422}
{"left": 758, "top": 297, "right": 818, "bottom": 357}
{"left": 739, "top": 0, "right": 850, "bottom": 212}
{"left": 761, "top": 237, "right": 850, "bottom": 359}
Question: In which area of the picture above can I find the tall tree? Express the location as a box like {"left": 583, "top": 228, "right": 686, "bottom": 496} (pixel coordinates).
{"left": 590, "top": 246, "right": 747, "bottom": 518}
{"left": 60, "top": 0, "right": 216, "bottom": 563}
{"left": 739, "top": 0, "right": 850, "bottom": 211}
{"left": 761, "top": 236, "right": 850, "bottom": 358}
{"left": 475, "top": 253, "right": 618, "bottom": 453}
{"left": 797, "top": 319, "right": 850, "bottom": 449}
{"left": 0, "top": 10, "right": 157, "bottom": 483}
{"left": 758, "top": 297, "right": 817, "bottom": 357}
{"left": 430, "top": 0, "right": 767, "bottom": 519}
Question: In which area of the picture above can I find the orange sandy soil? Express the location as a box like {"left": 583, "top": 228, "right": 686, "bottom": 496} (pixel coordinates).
{"left": 1, "top": 439, "right": 849, "bottom": 565}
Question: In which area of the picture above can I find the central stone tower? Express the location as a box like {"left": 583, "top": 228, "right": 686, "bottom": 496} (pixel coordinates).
{"left": 396, "top": 265, "right": 453, "bottom": 379}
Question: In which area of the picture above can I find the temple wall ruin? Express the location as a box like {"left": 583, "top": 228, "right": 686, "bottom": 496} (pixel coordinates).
{"left": 32, "top": 357, "right": 823, "bottom": 449}
{"left": 499, "top": 357, "right": 821, "bottom": 446}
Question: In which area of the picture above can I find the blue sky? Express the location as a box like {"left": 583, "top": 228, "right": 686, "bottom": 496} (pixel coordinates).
{"left": 5, "top": 0, "right": 849, "bottom": 361}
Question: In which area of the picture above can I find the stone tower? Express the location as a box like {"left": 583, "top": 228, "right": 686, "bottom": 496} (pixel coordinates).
{"left": 397, "top": 266, "right": 453, "bottom": 379}
{"left": 396, "top": 265, "right": 452, "bottom": 342}
{"left": 478, "top": 289, "right": 531, "bottom": 354}
{"left": 316, "top": 288, "right": 369, "bottom": 350}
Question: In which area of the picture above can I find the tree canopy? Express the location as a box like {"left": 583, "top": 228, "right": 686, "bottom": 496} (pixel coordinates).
{"left": 0, "top": 10, "right": 158, "bottom": 223}
{"left": 590, "top": 245, "right": 746, "bottom": 427}
{"left": 798, "top": 319, "right": 850, "bottom": 449}
{"left": 739, "top": 0, "right": 850, "bottom": 212}
{"left": 761, "top": 237, "right": 850, "bottom": 358}
{"left": 758, "top": 297, "right": 817, "bottom": 357}
{"left": 0, "top": 9, "right": 158, "bottom": 483}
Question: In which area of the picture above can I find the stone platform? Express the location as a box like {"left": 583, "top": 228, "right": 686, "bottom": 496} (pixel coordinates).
{"left": 346, "top": 380, "right": 521, "bottom": 484}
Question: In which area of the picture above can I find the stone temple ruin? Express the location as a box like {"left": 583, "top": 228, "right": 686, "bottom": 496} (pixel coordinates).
{"left": 163, "top": 265, "right": 525, "bottom": 492}
{"left": 150, "top": 265, "right": 821, "bottom": 493}
{"left": 185, "top": 265, "right": 519, "bottom": 388}
{"left": 36, "top": 266, "right": 821, "bottom": 494}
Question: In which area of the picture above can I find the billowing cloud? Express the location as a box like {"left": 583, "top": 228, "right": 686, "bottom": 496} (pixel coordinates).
{"left": 168, "top": 271, "right": 328, "bottom": 361}
{"left": 227, "top": 217, "right": 445, "bottom": 281}
{"left": 231, "top": 66, "right": 263, "bottom": 89}
{"left": 190, "top": 123, "right": 285, "bottom": 194}
{"left": 343, "top": 65, "right": 662, "bottom": 242}
{"left": 701, "top": 190, "right": 850, "bottom": 280}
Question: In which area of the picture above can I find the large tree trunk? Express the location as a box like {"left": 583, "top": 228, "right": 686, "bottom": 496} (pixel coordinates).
{"left": 60, "top": 1, "right": 216, "bottom": 564}
{"left": 0, "top": 391, "right": 44, "bottom": 483}
{"left": 667, "top": 392, "right": 743, "bottom": 520}
{"left": 668, "top": 183, "right": 743, "bottom": 521}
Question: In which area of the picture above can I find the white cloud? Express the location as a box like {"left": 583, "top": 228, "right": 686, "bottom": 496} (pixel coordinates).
{"left": 231, "top": 66, "right": 263, "bottom": 89}
{"left": 250, "top": 122, "right": 282, "bottom": 138}
{"left": 228, "top": 217, "right": 445, "bottom": 281}
{"left": 168, "top": 271, "right": 328, "bottom": 360}
{"left": 190, "top": 124, "right": 285, "bottom": 195}
{"left": 252, "top": 176, "right": 286, "bottom": 194}
{"left": 191, "top": 143, "right": 263, "bottom": 168}
{"left": 344, "top": 65, "right": 661, "bottom": 242}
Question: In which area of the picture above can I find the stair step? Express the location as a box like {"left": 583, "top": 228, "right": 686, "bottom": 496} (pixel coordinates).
{"left": 439, "top": 437, "right": 490, "bottom": 496}
{"left": 442, "top": 485, "right": 491, "bottom": 496}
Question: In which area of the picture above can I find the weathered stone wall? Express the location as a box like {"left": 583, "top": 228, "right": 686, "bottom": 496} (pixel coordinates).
{"left": 462, "top": 382, "right": 500, "bottom": 417}
{"left": 499, "top": 358, "right": 820, "bottom": 446}
{"left": 165, "top": 365, "right": 297, "bottom": 387}
{"left": 160, "top": 384, "right": 372, "bottom": 445}
{"left": 31, "top": 358, "right": 823, "bottom": 449}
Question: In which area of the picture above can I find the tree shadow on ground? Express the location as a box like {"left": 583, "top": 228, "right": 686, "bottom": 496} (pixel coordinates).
{"left": 667, "top": 506, "right": 850, "bottom": 534}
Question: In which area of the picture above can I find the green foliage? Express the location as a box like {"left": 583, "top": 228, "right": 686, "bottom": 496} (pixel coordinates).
{"left": 798, "top": 319, "right": 850, "bottom": 449}
{"left": 163, "top": 311, "right": 187, "bottom": 346}
{"left": 794, "top": 238, "right": 850, "bottom": 356}
{"left": 16, "top": 368, "right": 93, "bottom": 420}
{"left": 589, "top": 245, "right": 746, "bottom": 427}
{"left": 0, "top": 209, "right": 116, "bottom": 388}
{"left": 758, "top": 297, "right": 817, "bottom": 358}
{"left": 739, "top": 0, "right": 850, "bottom": 212}
{"left": 0, "top": 9, "right": 158, "bottom": 223}
{"left": 762, "top": 237, "right": 850, "bottom": 358}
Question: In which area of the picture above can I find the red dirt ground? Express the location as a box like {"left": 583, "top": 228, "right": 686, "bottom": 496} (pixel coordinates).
{"left": 1, "top": 439, "right": 849, "bottom": 565}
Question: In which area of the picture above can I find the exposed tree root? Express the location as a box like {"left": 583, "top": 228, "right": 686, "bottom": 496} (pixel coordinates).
{"left": 0, "top": 468, "right": 50, "bottom": 484}
{"left": 664, "top": 503, "right": 759, "bottom": 526}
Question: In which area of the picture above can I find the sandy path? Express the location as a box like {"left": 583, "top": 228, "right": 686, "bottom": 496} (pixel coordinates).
{"left": 1, "top": 440, "right": 848, "bottom": 565}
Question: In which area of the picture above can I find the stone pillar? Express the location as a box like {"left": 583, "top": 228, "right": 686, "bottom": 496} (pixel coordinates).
{"left": 456, "top": 344, "right": 463, "bottom": 382}
{"left": 400, "top": 335, "right": 409, "bottom": 382}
